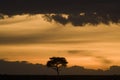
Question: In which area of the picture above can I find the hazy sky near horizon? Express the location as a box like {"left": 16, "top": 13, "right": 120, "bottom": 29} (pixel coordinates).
{"left": 0, "top": 14, "right": 120, "bottom": 69}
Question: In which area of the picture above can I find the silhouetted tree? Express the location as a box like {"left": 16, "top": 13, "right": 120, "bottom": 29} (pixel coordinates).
{"left": 46, "top": 57, "right": 68, "bottom": 75}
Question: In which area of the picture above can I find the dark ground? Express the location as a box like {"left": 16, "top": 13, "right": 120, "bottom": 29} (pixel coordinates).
{"left": 0, "top": 75, "right": 120, "bottom": 80}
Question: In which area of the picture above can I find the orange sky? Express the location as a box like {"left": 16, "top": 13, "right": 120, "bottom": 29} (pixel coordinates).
{"left": 0, "top": 14, "right": 120, "bottom": 69}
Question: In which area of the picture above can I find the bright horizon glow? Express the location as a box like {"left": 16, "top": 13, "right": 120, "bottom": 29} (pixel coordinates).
{"left": 0, "top": 14, "right": 120, "bottom": 70}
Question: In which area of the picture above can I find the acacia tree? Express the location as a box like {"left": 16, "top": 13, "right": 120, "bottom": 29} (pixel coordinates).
{"left": 46, "top": 57, "right": 68, "bottom": 75}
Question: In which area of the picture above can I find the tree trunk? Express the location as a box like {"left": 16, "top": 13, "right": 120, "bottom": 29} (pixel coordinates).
{"left": 56, "top": 67, "right": 60, "bottom": 80}
{"left": 57, "top": 68, "right": 60, "bottom": 75}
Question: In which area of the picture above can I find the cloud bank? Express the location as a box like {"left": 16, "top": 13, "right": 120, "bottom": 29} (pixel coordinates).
{"left": 0, "top": 0, "right": 120, "bottom": 25}
{"left": 0, "top": 59, "right": 120, "bottom": 75}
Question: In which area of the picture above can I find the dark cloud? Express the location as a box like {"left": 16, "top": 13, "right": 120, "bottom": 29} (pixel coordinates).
{"left": 0, "top": 35, "right": 95, "bottom": 45}
{"left": 0, "top": 0, "right": 120, "bottom": 25}
{"left": 68, "top": 50, "right": 81, "bottom": 54}
{"left": 0, "top": 13, "right": 5, "bottom": 19}
{"left": 0, "top": 29, "right": 97, "bottom": 45}
{"left": 0, "top": 59, "right": 120, "bottom": 75}
{"left": 67, "top": 50, "right": 112, "bottom": 64}
{"left": 0, "top": 0, "right": 119, "bottom": 14}
{"left": 43, "top": 13, "right": 120, "bottom": 26}
{"left": 67, "top": 50, "right": 92, "bottom": 56}
{"left": 95, "top": 56, "right": 112, "bottom": 64}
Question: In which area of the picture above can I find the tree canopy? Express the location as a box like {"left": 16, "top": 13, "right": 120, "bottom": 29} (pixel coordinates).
{"left": 46, "top": 57, "right": 68, "bottom": 75}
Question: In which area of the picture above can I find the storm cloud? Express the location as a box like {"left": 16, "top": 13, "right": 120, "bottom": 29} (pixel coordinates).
{"left": 0, "top": 0, "right": 120, "bottom": 25}
{"left": 43, "top": 13, "right": 120, "bottom": 26}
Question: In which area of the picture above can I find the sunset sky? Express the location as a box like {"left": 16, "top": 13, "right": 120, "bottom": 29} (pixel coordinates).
{"left": 0, "top": 0, "right": 120, "bottom": 70}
